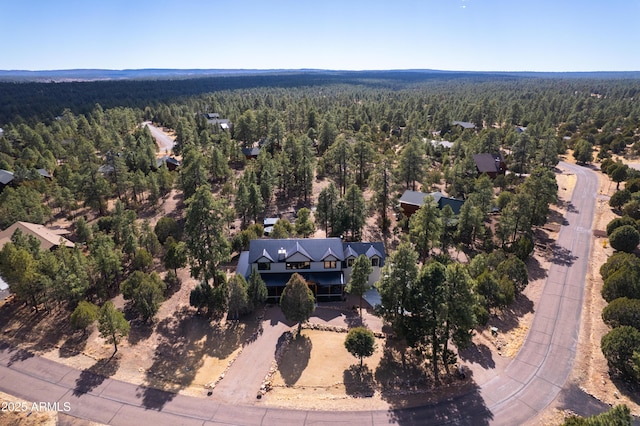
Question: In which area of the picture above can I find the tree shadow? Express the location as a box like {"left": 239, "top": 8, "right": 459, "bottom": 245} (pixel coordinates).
{"left": 343, "top": 364, "right": 376, "bottom": 397}
{"left": 558, "top": 199, "right": 579, "bottom": 214}
{"left": 58, "top": 330, "right": 90, "bottom": 358}
{"left": 526, "top": 256, "right": 548, "bottom": 281}
{"left": 140, "top": 306, "right": 257, "bottom": 410}
{"left": 311, "top": 307, "right": 343, "bottom": 322}
{"left": 555, "top": 383, "right": 616, "bottom": 420}
{"left": 375, "top": 337, "right": 493, "bottom": 425}
{"left": 127, "top": 319, "right": 154, "bottom": 345}
{"left": 548, "top": 243, "right": 578, "bottom": 266}
{"left": 375, "top": 343, "right": 429, "bottom": 404}
{"left": 73, "top": 356, "right": 120, "bottom": 396}
{"left": 7, "top": 347, "right": 34, "bottom": 366}
{"left": 387, "top": 382, "right": 493, "bottom": 426}
{"left": 0, "top": 301, "right": 74, "bottom": 357}
{"left": 276, "top": 333, "right": 312, "bottom": 386}
{"left": 458, "top": 343, "right": 495, "bottom": 369}
{"left": 489, "top": 293, "right": 535, "bottom": 333}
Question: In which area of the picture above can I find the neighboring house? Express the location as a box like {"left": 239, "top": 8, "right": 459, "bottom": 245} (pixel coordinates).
{"left": 241, "top": 147, "right": 261, "bottom": 159}
{"left": 205, "top": 113, "right": 231, "bottom": 131}
{"left": 0, "top": 169, "right": 14, "bottom": 191}
{"left": 98, "top": 164, "right": 115, "bottom": 175}
{"left": 430, "top": 140, "right": 454, "bottom": 149}
{"left": 0, "top": 221, "right": 74, "bottom": 251}
{"left": 0, "top": 128, "right": 4, "bottom": 139}
{"left": 399, "top": 190, "right": 465, "bottom": 218}
{"left": 236, "top": 238, "right": 385, "bottom": 302}
{"left": 453, "top": 121, "right": 476, "bottom": 130}
{"left": 156, "top": 156, "right": 181, "bottom": 171}
{"left": 473, "top": 153, "right": 507, "bottom": 178}
{"left": 36, "top": 168, "right": 52, "bottom": 180}
{"left": 263, "top": 218, "right": 279, "bottom": 236}
{"left": 0, "top": 274, "right": 9, "bottom": 301}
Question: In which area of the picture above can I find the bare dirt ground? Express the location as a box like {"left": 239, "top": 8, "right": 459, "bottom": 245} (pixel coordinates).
{"left": 1, "top": 148, "right": 635, "bottom": 424}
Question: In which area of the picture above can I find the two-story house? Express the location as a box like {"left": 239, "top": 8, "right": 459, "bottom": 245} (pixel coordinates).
{"left": 236, "top": 238, "right": 385, "bottom": 302}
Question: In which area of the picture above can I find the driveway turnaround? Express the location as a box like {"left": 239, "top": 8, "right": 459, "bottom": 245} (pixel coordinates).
{"left": 0, "top": 162, "right": 601, "bottom": 425}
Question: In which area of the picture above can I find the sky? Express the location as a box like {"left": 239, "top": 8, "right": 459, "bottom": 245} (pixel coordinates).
{"left": 1, "top": 0, "right": 639, "bottom": 72}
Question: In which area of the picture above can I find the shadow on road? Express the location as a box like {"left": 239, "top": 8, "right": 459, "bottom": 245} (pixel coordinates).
{"left": 549, "top": 244, "right": 578, "bottom": 266}
{"left": 388, "top": 382, "right": 493, "bottom": 426}
{"left": 375, "top": 339, "right": 493, "bottom": 425}
{"left": 73, "top": 356, "right": 120, "bottom": 396}
{"left": 344, "top": 364, "right": 375, "bottom": 397}
{"left": 276, "top": 333, "right": 312, "bottom": 386}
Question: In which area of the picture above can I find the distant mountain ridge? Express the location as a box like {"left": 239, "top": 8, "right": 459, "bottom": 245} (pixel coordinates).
{"left": 1, "top": 68, "right": 639, "bottom": 82}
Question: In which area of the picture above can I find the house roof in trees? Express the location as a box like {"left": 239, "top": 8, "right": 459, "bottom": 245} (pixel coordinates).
{"left": 399, "top": 190, "right": 431, "bottom": 207}
{"left": 473, "top": 153, "right": 505, "bottom": 174}
{"left": 241, "top": 147, "right": 261, "bottom": 158}
{"left": 36, "top": 168, "right": 52, "bottom": 179}
{"left": 246, "top": 238, "right": 387, "bottom": 265}
{"left": 343, "top": 242, "right": 386, "bottom": 266}
{"left": 263, "top": 218, "right": 279, "bottom": 227}
{"left": 0, "top": 169, "right": 14, "bottom": 185}
{"left": 430, "top": 140, "right": 454, "bottom": 149}
{"left": 0, "top": 222, "right": 74, "bottom": 251}
{"left": 399, "top": 190, "right": 465, "bottom": 215}
{"left": 248, "top": 238, "right": 346, "bottom": 264}
{"left": 453, "top": 121, "right": 476, "bottom": 129}
{"left": 156, "top": 156, "right": 181, "bottom": 168}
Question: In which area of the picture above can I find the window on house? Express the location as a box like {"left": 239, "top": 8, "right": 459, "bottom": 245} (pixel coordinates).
{"left": 371, "top": 257, "right": 379, "bottom": 267}
{"left": 324, "top": 261, "right": 336, "bottom": 269}
{"left": 347, "top": 258, "right": 355, "bottom": 267}
{"left": 257, "top": 262, "right": 271, "bottom": 270}
{"left": 286, "top": 261, "right": 310, "bottom": 270}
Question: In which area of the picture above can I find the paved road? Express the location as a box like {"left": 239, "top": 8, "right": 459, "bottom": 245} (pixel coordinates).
{"left": 143, "top": 122, "right": 175, "bottom": 153}
{"left": 0, "top": 162, "right": 607, "bottom": 425}
{"left": 479, "top": 161, "right": 599, "bottom": 425}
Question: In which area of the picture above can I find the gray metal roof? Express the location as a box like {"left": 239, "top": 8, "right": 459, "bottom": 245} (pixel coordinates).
{"left": 453, "top": 121, "right": 476, "bottom": 129}
{"left": 398, "top": 190, "right": 432, "bottom": 206}
{"left": 0, "top": 169, "right": 13, "bottom": 185}
{"left": 248, "top": 238, "right": 345, "bottom": 264}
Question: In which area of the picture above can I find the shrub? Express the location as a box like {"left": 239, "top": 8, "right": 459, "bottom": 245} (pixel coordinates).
{"left": 609, "top": 225, "right": 640, "bottom": 253}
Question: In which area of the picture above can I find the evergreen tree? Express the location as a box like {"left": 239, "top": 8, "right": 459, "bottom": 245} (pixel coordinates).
{"left": 280, "top": 273, "right": 315, "bottom": 334}
{"left": 344, "top": 327, "right": 377, "bottom": 368}
{"left": 184, "top": 185, "right": 231, "bottom": 287}
{"left": 345, "top": 254, "right": 373, "bottom": 318}
{"left": 98, "top": 301, "right": 130, "bottom": 356}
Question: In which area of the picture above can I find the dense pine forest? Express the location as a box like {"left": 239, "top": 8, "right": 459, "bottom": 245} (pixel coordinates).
{"left": 1, "top": 70, "right": 640, "bottom": 392}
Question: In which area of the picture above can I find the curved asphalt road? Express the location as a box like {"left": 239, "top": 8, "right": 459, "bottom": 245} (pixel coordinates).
{"left": 0, "top": 162, "right": 601, "bottom": 425}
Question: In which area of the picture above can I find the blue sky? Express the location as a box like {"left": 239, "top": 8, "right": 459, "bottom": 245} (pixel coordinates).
{"left": 2, "top": 0, "right": 639, "bottom": 72}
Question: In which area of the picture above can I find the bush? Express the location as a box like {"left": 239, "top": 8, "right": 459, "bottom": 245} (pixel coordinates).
{"left": 154, "top": 217, "right": 181, "bottom": 244}
{"left": 601, "top": 326, "right": 640, "bottom": 380}
{"left": 603, "top": 298, "right": 640, "bottom": 330}
{"left": 606, "top": 216, "right": 638, "bottom": 236}
{"left": 609, "top": 225, "right": 640, "bottom": 253}
{"left": 602, "top": 266, "right": 640, "bottom": 302}
{"left": 609, "top": 189, "right": 631, "bottom": 210}
{"left": 600, "top": 251, "right": 640, "bottom": 281}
